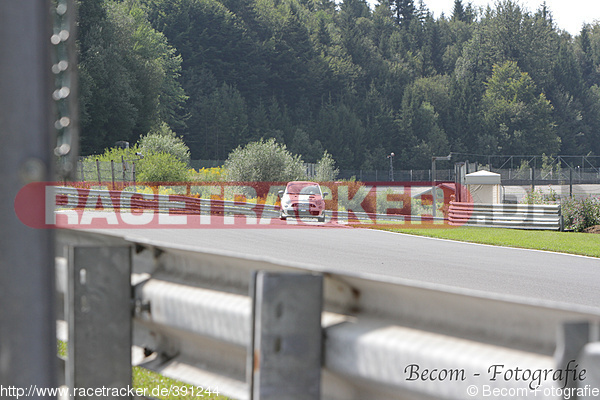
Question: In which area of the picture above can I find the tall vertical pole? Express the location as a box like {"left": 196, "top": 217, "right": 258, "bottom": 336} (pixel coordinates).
{"left": 111, "top": 159, "right": 115, "bottom": 189}
{"left": 96, "top": 159, "right": 102, "bottom": 184}
{"left": 0, "top": 1, "right": 57, "bottom": 397}
{"left": 569, "top": 167, "right": 573, "bottom": 198}
{"left": 122, "top": 156, "right": 127, "bottom": 184}
{"left": 387, "top": 152, "right": 395, "bottom": 182}
{"left": 432, "top": 157, "right": 437, "bottom": 218}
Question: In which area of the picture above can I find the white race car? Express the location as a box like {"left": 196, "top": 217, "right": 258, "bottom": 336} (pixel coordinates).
{"left": 278, "top": 181, "right": 327, "bottom": 222}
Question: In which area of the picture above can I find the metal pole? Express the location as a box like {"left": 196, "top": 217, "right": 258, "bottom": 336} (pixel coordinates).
{"left": 0, "top": 1, "right": 57, "bottom": 396}
{"left": 570, "top": 167, "right": 573, "bottom": 198}
{"left": 454, "top": 163, "right": 460, "bottom": 203}
{"left": 133, "top": 161, "right": 137, "bottom": 184}
{"left": 432, "top": 158, "right": 437, "bottom": 218}
{"left": 96, "top": 158, "right": 101, "bottom": 184}
{"left": 111, "top": 159, "right": 115, "bottom": 189}
{"left": 122, "top": 155, "right": 126, "bottom": 183}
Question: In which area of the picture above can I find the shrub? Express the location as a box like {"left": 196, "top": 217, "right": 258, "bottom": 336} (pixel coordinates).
{"left": 190, "top": 167, "right": 224, "bottom": 182}
{"left": 314, "top": 151, "right": 339, "bottom": 181}
{"left": 561, "top": 196, "right": 600, "bottom": 232}
{"left": 80, "top": 146, "right": 141, "bottom": 184}
{"left": 83, "top": 145, "right": 139, "bottom": 163}
{"left": 138, "top": 123, "right": 190, "bottom": 165}
{"left": 136, "top": 152, "right": 190, "bottom": 182}
{"left": 83, "top": 141, "right": 191, "bottom": 183}
{"left": 223, "top": 138, "right": 306, "bottom": 182}
{"left": 522, "top": 187, "right": 558, "bottom": 204}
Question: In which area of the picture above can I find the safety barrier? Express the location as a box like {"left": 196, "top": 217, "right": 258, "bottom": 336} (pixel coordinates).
{"left": 54, "top": 186, "right": 281, "bottom": 217}
{"left": 52, "top": 186, "right": 438, "bottom": 224}
{"left": 55, "top": 228, "right": 600, "bottom": 400}
{"left": 448, "top": 202, "right": 563, "bottom": 230}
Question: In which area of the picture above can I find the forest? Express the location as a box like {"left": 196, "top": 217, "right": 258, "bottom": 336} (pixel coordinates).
{"left": 77, "top": 0, "right": 600, "bottom": 169}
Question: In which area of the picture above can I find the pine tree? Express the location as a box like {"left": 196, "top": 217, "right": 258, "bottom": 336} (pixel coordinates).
{"left": 452, "top": 0, "right": 466, "bottom": 22}
{"left": 579, "top": 26, "right": 595, "bottom": 85}
{"left": 389, "top": 0, "right": 415, "bottom": 26}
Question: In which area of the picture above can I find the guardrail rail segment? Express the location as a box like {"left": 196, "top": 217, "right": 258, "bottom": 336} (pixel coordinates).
{"left": 51, "top": 186, "right": 443, "bottom": 226}
{"left": 53, "top": 186, "right": 571, "bottom": 230}
{"left": 55, "top": 228, "right": 600, "bottom": 400}
{"left": 448, "top": 202, "right": 563, "bottom": 231}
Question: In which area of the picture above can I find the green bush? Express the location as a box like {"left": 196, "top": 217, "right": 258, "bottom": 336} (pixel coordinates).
{"left": 561, "top": 196, "right": 600, "bottom": 232}
{"left": 314, "top": 151, "right": 339, "bottom": 181}
{"left": 223, "top": 138, "right": 306, "bottom": 182}
{"left": 138, "top": 122, "right": 190, "bottom": 165}
{"left": 521, "top": 187, "right": 558, "bottom": 204}
{"left": 136, "top": 152, "right": 190, "bottom": 182}
{"left": 83, "top": 145, "right": 140, "bottom": 163}
{"left": 85, "top": 144, "right": 189, "bottom": 183}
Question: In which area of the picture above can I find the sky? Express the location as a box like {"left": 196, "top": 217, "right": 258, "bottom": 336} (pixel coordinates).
{"left": 368, "top": 0, "right": 600, "bottom": 36}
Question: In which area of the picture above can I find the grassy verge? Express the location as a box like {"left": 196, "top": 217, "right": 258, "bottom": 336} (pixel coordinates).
{"left": 58, "top": 341, "right": 232, "bottom": 400}
{"left": 374, "top": 226, "right": 600, "bottom": 258}
{"left": 132, "top": 367, "right": 229, "bottom": 400}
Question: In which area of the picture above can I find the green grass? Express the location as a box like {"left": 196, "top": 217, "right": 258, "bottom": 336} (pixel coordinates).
{"left": 57, "top": 340, "right": 67, "bottom": 358}
{"left": 58, "top": 340, "right": 232, "bottom": 400}
{"left": 375, "top": 226, "right": 600, "bottom": 258}
{"left": 132, "top": 367, "right": 230, "bottom": 400}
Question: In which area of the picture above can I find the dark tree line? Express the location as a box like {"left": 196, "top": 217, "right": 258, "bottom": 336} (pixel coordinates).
{"left": 78, "top": 0, "right": 600, "bottom": 169}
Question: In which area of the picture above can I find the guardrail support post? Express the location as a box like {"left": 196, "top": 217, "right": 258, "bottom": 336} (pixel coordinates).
{"left": 555, "top": 322, "right": 591, "bottom": 392}
{"left": 249, "top": 272, "right": 323, "bottom": 400}
{"left": 579, "top": 341, "right": 600, "bottom": 395}
{"left": 67, "top": 246, "right": 132, "bottom": 399}
{"left": 0, "top": 1, "right": 57, "bottom": 395}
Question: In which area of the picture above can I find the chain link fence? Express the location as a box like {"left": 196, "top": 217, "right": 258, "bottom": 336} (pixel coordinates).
{"left": 72, "top": 159, "right": 600, "bottom": 186}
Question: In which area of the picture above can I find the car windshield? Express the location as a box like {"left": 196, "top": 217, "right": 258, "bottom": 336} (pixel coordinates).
{"left": 287, "top": 184, "right": 320, "bottom": 195}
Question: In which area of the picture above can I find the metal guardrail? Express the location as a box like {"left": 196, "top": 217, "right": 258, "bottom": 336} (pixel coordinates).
{"left": 448, "top": 202, "right": 563, "bottom": 231}
{"left": 53, "top": 186, "right": 432, "bottom": 224}
{"left": 55, "top": 185, "right": 571, "bottom": 232}
{"left": 54, "top": 226, "right": 600, "bottom": 400}
{"left": 54, "top": 185, "right": 280, "bottom": 216}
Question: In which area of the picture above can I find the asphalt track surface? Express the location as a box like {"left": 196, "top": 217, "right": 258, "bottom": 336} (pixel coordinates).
{"left": 83, "top": 215, "right": 600, "bottom": 312}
